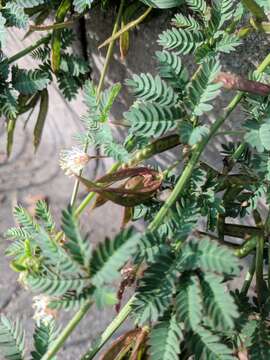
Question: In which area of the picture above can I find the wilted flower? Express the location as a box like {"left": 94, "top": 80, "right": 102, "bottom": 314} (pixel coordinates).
{"left": 32, "top": 295, "right": 57, "bottom": 325}
{"left": 59, "top": 147, "right": 90, "bottom": 177}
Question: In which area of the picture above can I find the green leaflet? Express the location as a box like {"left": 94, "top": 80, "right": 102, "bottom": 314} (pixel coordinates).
{"left": 126, "top": 73, "right": 178, "bottom": 106}
{"left": 35, "top": 200, "right": 55, "bottom": 233}
{"left": 201, "top": 273, "right": 239, "bottom": 331}
{"left": 133, "top": 249, "right": 177, "bottom": 324}
{"left": 90, "top": 228, "right": 139, "bottom": 286}
{"left": 2, "top": 2, "right": 29, "bottom": 29}
{"left": 0, "top": 315, "right": 25, "bottom": 360}
{"left": 12, "top": 66, "right": 50, "bottom": 95}
{"left": 158, "top": 28, "right": 204, "bottom": 55}
{"left": 156, "top": 50, "right": 189, "bottom": 90}
{"left": 124, "top": 102, "right": 180, "bottom": 137}
{"left": 244, "top": 118, "right": 270, "bottom": 152}
{"left": 27, "top": 274, "right": 90, "bottom": 296}
{"left": 179, "top": 237, "right": 240, "bottom": 275}
{"left": 0, "top": 13, "right": 6, "bottom": 47}
{"left": 31, "top": 320, "right": 57, "bottom": 360}
{"left": 148, "top": 313, "right": 183, "bottom": 360}
{"left": 187, "top": 58, "right": 222, "bottom": 116}
{"left": 179, "top": 122, "right": 209, "bottom": 145}
{"left": 190, "top": 326, "right": 235, "bottom": 360}
{"left": 73, "top": 0, "right": 94, "bottom": 13}
{"left": 139, "top": 0, "right": 184, "bottom": 8}
{"left": 176, "top": 275, "right": 203, "bottom": 330}
{"left": 248, "top": 320, "right": 270, "bottom": 359}
{"left": 62, "top": 205, "right": 92, "bottom": 270}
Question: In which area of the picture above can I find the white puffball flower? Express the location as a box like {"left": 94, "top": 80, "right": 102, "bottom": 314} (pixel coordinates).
{"left": 32, "top": 295, "right": 55, "bottom": 325}
{"left": 59, "top": 147, "right": 90, "bottom": 177}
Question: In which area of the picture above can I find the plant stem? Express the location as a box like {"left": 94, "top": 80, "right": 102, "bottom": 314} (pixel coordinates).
{"left": 41, "top": 300, "right": 93, "bottom": 360}
{"left": 69, "top": 0, "right": 125, "bottom": 207}
{"left": 81, "top": 296, "right": 134, "bottom": 360}
{"left": 241, "top": 254, "right": 256, "bottom": 296}
{"left": 98, "top": 6, "right": 152, "bottom": 49}
{"left": 148, "top": 92, "right": 243, "bottom": 232}
{"left": 256, "top": 235, "right": 265, "bottom": 305}
{"left": 7, "top": 36, "right": 50, "bottom": 64}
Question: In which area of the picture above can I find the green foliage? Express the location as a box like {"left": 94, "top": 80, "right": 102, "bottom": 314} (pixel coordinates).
{"left": 90, "top": 228, "right": 139, "bottom": 286}
{"left": 35, "top": 200, "right": 55, "bottom": 234}
{"left": 190, "top": 327, "right": 235, "bottom": 359}
{"left": 201, "top": 273, "right": 238, "bottom": 331}
{"left": 187, "top": 58, "right": 222, "bottom": 116}
{"left": 148, "top": 313, "right": 183, "bottom": 360}
{"left": 248, "top": 320, "right": 270, "bottom": 359}
{"left": 179, "top": 237, "right": 240, "bottom": 275}
{"left": 158, "top": 28, "right": 204, "bottom": 55}
{"left": 2, "top": 2, "right": 29, "bottom": 29}
{"left": 0, "top": 315, "right": 25, "bottom": 360}
{"left": 126, "top": 73, "right": 178, "bottom": 107}
{"left": 31, "top": 320, "right": 58, "bottom": 360}
{"left": 62, "top": 206, "right": 91, "bottom": 270}
{"left": 73, "top": 0, "right": 94, "bottom": 13}
{"left": 179, "top": 121, "right": 209, "bottom": 145}
{"left": 176, "top": 275, "right": 203, "bottom": 330}
{"left": 12, "top": 66, "right": 51, "bottom": 95}
{"left": 140, "top": 0, "right": 184, "bottom": 8}
{"left": 124, "top": 103, "right": 180, "bottom": 137}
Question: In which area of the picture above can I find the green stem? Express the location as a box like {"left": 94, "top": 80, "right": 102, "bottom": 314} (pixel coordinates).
{"left": 81, "top": 296, "right": 134, "bottom": 360}
{"left": 256, "top": 235, "right": 265, "bottom": 305}
{"left": 41, "top": 300, "right": 93, "bottom": 360}
{"left": 265, "top": 210, "right": 270, "bottom": 289}
{"left": 7, "top": 36, "right": 50, "bottom": 64}
{"left": 70, "top": 0, "right": 125, "bottom": 207}
{"left": 241, "top": 254, "right": 256, "bottom": 296}
{"left": 148, "top": 92, "right": 243, "bottom": 232}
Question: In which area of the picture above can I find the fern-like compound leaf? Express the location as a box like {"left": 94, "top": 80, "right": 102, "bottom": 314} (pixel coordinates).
{"left": 172, "top": 13, "right": 201, "bottom": 30}
{"left": 126, "top": 73, "right": 178, "bottom": 107}
{"left": 214, "top": 33, "right": 242, "bottom": 54}
{"left": 62, "top": 206, "right": 92, "bottom": 270}
{"left": 27, "top": 273, "right": 90, "bottom": 296}
{"left": 140, "top": 0, "right": 184, "bottom": 8}
{"left": 0, "top": 315, "right": 25, "bottom": 360}
{"left": 16, "top": 0, "right": 47, "bottom": 7}
{"left": 12, "top": 205, "right": 39, "bottom": 235}
{"left": 158, "top": 28, "right": 204, "bottom": 55}
{"left": 133, "top": 249, "right": 177, "bottom": 324}
{"left": 156, "top": 50, "right": 189, "bottom": 90}
{"left": 57, "top": 73, "right": 81, "bottom": 100}
{"left": 179, "top": 121, "right": 209, "bottom": 145}
{"left": 60, "top": 54, "right": 89, "bottom": 77}
{"left": 48, "top": 287, "right": 95, "bottom": 311}
{"left": 0, "top": 88, "right": 18, "bottom": 119}
{"left": 124, "top": 103, "right": 181, "bottom": 137}
{"left": 248, "top": 320, "right": 270, "bottom": 359}
{"left": 189, "top": 326, "right": 235, "bottom": 359}
{"left": 187, "top": 58, "right": 222, "bottom": 116}
{"left": 185, "top": 0, "right": 207, "bottom": 15}
{"left": 176, "top": 274, "right": 203, "bottom": 330}
{"left": 73, "top": 0, "right": 94, "bottom": 13}
{"left": 35, "top": 200, "right": 55, "bottom": 233}
{"left": 12, "top": 66, "right": 50, "bottom": 95}
{"left": 90, "top": 228, "right": 139, "bottom": 286}
{"left": 31, "top": 320, "right": 57, "bottom": 360}
{"left": 180, "top": 237, "right": 239, "bottom": 275}
{"left": 2, "top": 3, "right": 29, "bottom": 29}
{"left": 148, "top": 313, "right": 183, "bottom": 360}
{"left": 209, "top": 0, "right": 234, "bottom": 33}
{"left": 201, "top": 273, "right": 239, "bottom": 331}
{"left": 0, "top": 13, "right": 6, "bottom": 47}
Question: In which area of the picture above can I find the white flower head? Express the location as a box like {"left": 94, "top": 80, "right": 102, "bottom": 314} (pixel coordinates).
{"left": 59, "top": 147, "right": 90, "bottom": 177}
{"left": 32, "top": 295, "right": 56, "bottom": 325}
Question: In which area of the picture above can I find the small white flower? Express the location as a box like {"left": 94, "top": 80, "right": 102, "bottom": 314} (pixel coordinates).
{"left": 32, "top": 295, "right": 56, "bottom": 325}
{"left": 59, "top": 147, "right": 90, "bottom": 177}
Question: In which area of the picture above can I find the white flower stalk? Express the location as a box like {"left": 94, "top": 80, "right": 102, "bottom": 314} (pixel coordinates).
{"left": 32, "top": 295, "right": 56, "bottom": 325}
{"left": 59, "top": 147, "right": 90, "bottom": 177}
